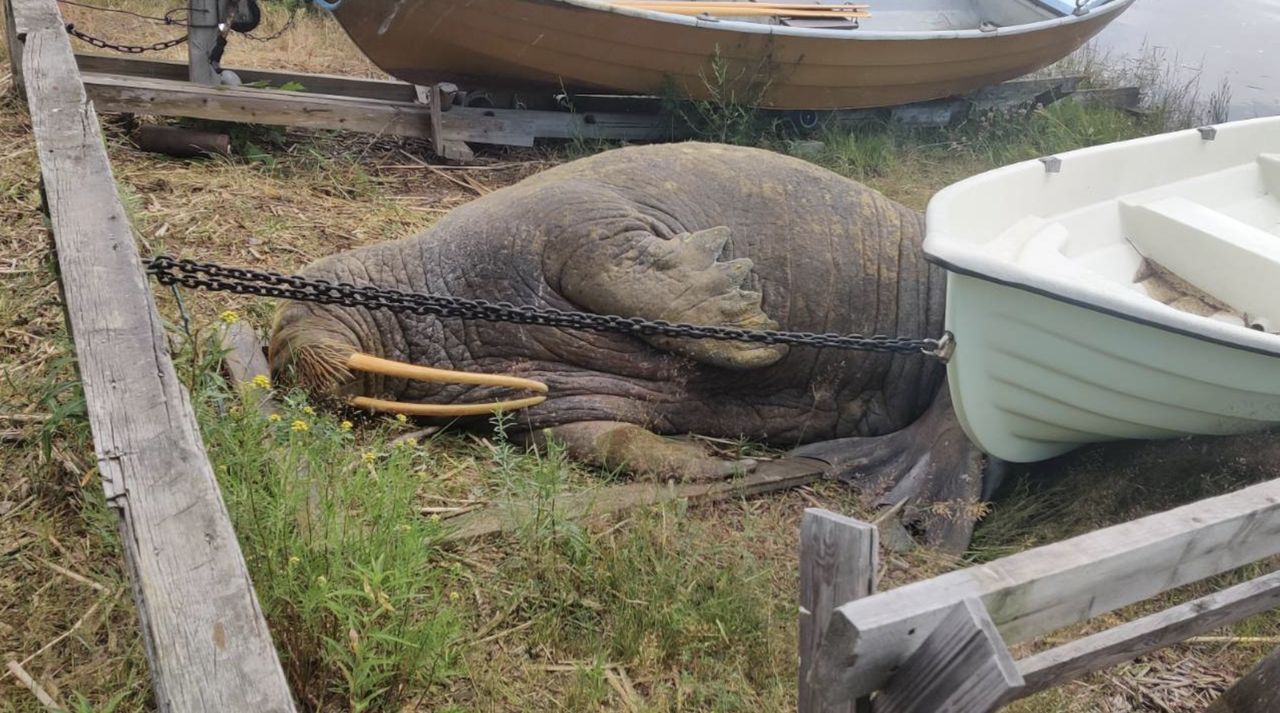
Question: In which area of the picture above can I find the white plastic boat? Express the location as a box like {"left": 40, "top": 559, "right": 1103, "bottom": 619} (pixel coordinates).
{"left": 924, "top": 117, "right": 1280, "bottom": 462}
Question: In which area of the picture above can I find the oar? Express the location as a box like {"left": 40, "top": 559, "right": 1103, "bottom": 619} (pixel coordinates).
{"left": 611, "top": 1, "right": 870, "bottom": 16}
{"left": 618, "top": 4, "right": 869, "bottom": 18}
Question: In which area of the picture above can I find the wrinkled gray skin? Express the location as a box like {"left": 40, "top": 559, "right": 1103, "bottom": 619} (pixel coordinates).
{"left": 271, "top": 143, "right": 981, "bottom": 549}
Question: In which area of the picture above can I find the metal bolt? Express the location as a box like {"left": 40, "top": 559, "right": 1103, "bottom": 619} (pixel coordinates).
{"left": 1040, "top": 156, "right": 1063, "bottom": 174}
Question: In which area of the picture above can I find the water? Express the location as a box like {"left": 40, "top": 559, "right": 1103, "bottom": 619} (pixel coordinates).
{"left": 1093, "top": 0, "right": 1280, "bottom": 119}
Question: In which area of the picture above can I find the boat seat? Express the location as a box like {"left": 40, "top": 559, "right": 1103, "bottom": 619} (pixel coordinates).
{"left": 1120, "top": 196, "right": 1280, "bottom": 329}
{"left": 779, "top": 17, "right": 859, "bottom": 29}
{"left": 1259, "top": 153, "right": 1280, "bottom": 195}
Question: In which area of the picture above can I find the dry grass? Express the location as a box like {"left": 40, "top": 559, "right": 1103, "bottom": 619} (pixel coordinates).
{"left": 1, "top": 3, "right": 1278, "bottom": 711}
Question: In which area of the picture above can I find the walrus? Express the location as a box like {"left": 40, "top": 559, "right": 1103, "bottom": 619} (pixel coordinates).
{"left": 268, "top": 142, "right": 1280, "bottom": 551}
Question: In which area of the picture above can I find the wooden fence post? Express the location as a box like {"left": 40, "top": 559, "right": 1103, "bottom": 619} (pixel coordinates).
{"left": 4, "top": 0, "right": 24, "bottom": 93}
{"left": 1208, "top": 646, "right": 1280, "bottom": 713}
{"left": 799, "top": 509, "right": 877, "bottom": 713}
{"left": 187, "top": 0, "right": 218, "bottom": 84}
{"left": 875, "top": 598, "right": 1024, "bottom": 713}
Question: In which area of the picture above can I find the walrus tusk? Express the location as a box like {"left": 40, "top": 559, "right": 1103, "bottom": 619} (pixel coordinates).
{"left": 344, "top": 352, "right": 548, "bottom": 416}
{"left": 348, "top": 394, "right": 547, "bottom": 417}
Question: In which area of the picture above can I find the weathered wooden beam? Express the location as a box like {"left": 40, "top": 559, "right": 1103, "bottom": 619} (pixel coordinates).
{"left": 3, "top": 0, "right": 23, "bottom": 93}
{"left": 217, "top": 322, "right": 277, "bottom": 417}
{"left": 79, "top": 71, "right": 675, "bottom": 147}
{"left": 73, "top": 53, "right": 420, "bottom": 102}
{"left": 12, "top": 0, "right": 296, "bottom": 709}
{"left": 1016, "top": 569, "right": 1280, "bottom": 698}
{"left": 799, "top": 510, "right": 876, "bottom": 713}
{"left": 444, "top": 457, "right": 827, "bottom": 541}
{"left": 1209, "top": 644, "right": 1280, "bottom": 713}
{"left": 815, "top": 475, "right": 1280, "bottom": 703}
{"left": 874, "top": 598, "right": 1023, "bottom": 713}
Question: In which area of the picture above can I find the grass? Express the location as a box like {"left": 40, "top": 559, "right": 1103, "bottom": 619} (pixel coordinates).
{"left": 2, "top": 3, "right": 1278, "bottom": 711}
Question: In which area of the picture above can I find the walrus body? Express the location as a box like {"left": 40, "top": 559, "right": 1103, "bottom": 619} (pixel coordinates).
{"left": 273, "top": 143, "right": 945, "bottom": 439}
{"left": 272, "top": 142, "right": 979, "bottom": 546}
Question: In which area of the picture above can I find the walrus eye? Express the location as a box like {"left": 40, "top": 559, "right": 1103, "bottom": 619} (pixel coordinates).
{"left": 343, "top": 352, "right": 548, "bottom": 417}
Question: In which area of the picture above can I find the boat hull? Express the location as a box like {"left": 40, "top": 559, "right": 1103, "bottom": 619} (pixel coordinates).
{"left": 946, "top": 274, "right": 1280, "bottom": 463}
{"left": 329, "top": 0, "right": 1133, "bottom": 110}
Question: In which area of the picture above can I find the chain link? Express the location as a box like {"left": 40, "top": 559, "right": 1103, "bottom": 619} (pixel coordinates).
{"left": 66, "top": 23, "right": 188, "bottom": 53}
{"left": 146, "top": 256, "right": 952, "bottom": 359}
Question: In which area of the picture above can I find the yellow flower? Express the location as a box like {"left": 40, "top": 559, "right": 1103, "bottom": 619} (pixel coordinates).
{"left": 397, "top": 437, "right": 418, "bottom": 449}
{"left": 291, "top": 420, "right": 309, "bottom": 432}
{"left": 428, "top": 514, "right": 441, "bottom": 524}
{"left": 218, "top": 310, "right": 240, "bottom": 325}
{"left": 287, "top": 556, "right": 301, "bottom": 568}
{"left": 339, "top": 420, "right": 354, "bottom": 431}
{"left": 301, "top": 406, "right": 315, "bottom": 415}
{"left": 394, "top": 413, "right": 408, "bottom": 424}
{"left": 448, "top": 591, "right": 461, "bottom": 602}
{"left": 396, "top": 523, "right": 412, "bottom": 532}
{"left": 250, "top": 374, "right": 271, "bottom": 390}
{"left": 268, "top": 413, "right": 282, "bottom": 423}
{"left": 361, "top": 451, "right": 377, "bottom": 464}
{"left": 315, "top": 575, "right": 328, "bottom": 587}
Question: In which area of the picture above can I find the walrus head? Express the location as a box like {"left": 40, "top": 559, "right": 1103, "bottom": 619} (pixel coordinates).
{"left": 268, "top": 301, "right": 547, "bottom": 417}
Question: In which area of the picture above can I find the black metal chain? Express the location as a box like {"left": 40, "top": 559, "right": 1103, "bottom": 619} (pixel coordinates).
{"left": 243, "top": 10, "right": 296, "bottom": 42}
{"left": 146, "top": 256, "right": 953, "bottom": 359}
{"left": 65, "top": 23, "right": 188, "bottom": 53}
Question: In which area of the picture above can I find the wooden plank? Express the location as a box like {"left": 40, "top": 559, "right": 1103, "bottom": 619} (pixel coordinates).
{"left": 1209, "top": 645, "right": 1280, "bottom": 713}
{"left": 217, "top": 322, "right": 277, "bottom": 417}
{"left": 73, "top": 53, "right": 419, "bottom": 102}
{"left": 444, "top": 456, "right": 827, "bottom": 541}
{"left": 875, "top": 598, "right": 1023, "bottom": 713}
{"left": 1016, "top": 569, "right": 1280, "bottom": 698}
{"left": 4, "top": 0, "right": 23, "bottom": 93}
{"left": 814, "top": 475, "right": 1280, "bottom": 703}
{"left": 1066, "top": 86, "right": 1143, "bottom": 112}
{"left": 79, "top": 72, "right": 675, "bottom": 146}
{"left": 12, "top": 0, "right": 296, "bottom": 709}
{"left": 798, "top": 510, "right": 877, "bottom": 713}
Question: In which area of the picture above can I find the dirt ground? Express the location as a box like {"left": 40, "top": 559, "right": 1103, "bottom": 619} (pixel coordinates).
{"left": 1, "top": 4, "right": 1278, "bottom": 712}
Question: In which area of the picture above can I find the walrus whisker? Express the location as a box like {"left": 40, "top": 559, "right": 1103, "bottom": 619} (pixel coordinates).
{"left": 348, "top": 394, "right": 547, "bottom": 417}
{"left": 344, "top": 352, "right": 549, "bottom": 416}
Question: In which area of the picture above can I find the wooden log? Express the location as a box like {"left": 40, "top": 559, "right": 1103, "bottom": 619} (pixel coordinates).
{"left": 814, "top": 475, "right": 1280, "bottom": 703}
{"left": 1016, "top": 569, "right": 1280, "bottom": 698}
{"left": 11, "top": 0, "right": 296, "bottom": 709}
{"left": 135, "top": 124, "right": 230, "bottom": 157}
{"left": 874, "top": 598, "right": 1023, "bottom": 713}
{"left": 1209, "top": 645, "right": 1280, "bottom": 713}
{"left": 79, "top": 72, "right": 675, "bottom": 145}
{"left": 187, "top": 0, "right": 217, "bottom": 84}
{"left": 799, "top": 510, "right": 877, "bottom": 713}
{"left": 445, "top": 456, "right": 827, "bottom": 541}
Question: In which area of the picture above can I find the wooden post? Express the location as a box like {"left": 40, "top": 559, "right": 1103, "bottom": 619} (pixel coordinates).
{"left": 875, "top": 598, "right": 1024, "bottom": 713}
{"left": 4, "top": 0, "right": 23, "bottom": 93}
{"left": 799, "top": 509, "right": 877, "bottom": 713}
{"left": 186, "top": 0, "right": 218, "bottom": 84}
{"left": 1208, "top": 647, "right": 1280, "bottom": 713}
{"left": 11, "top": 0, "right": 296, "bottom": 708}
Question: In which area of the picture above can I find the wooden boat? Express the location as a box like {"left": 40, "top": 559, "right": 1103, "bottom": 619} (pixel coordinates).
{"left": 924, "top": 117, "right": 1280, "bottom": 463}
{"left": 323, "top": 0, "right": 1136, "bottom": 110}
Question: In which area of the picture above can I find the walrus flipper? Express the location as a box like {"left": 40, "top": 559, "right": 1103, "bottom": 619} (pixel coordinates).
{"left": 527, "top": 421, "right": 757, "bottom": 482}
{"left": 557, "top": 225, "right": 788, "bottom": 370}
{"left": 790, "top": 387, "right": 987, "bottom": 554}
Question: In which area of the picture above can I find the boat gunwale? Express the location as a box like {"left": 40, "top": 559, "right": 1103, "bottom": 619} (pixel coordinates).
{"left": 929, "top": 257, "right": 1280, "bottom": 361}
{"left": 554, "top": 0, "right": 1137, "bottom": 41}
